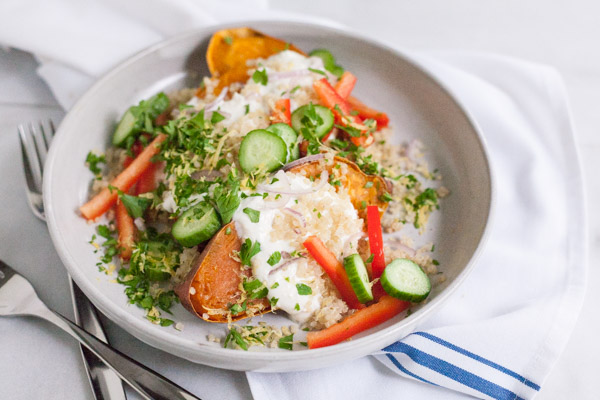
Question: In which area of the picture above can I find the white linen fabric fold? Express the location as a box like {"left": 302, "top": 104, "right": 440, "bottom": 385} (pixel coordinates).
{"left": 0, "top": 1, "right": 586, "bottom": 399}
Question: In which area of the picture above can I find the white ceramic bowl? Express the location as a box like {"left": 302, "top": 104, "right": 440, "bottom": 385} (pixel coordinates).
{"left": 44, "top": 21, "right": 493, "bottom": 372}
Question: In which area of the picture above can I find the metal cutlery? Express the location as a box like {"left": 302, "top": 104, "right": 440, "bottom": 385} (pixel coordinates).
{"left": 0, "top": 259, "right": 201, "bottom": 400}
{"left": 19, "top": 120, "right": 126, "bottom": 400}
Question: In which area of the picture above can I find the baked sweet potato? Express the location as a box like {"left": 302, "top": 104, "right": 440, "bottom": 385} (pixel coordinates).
{"left": 286, "top": 155, "right": 390, "bottom": 221}
{"left": 176, "top": 157, "right": 390, "bottom": 322}
{"left": 205, "top": 27, "right": 305, "bottom": 95}
{"left": 175, "top": 223, "right": 269, "bottom": 322}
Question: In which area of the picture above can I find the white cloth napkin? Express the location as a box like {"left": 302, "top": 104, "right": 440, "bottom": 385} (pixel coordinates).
{"left": 0, "top": 1, "right": 587, "bottom": 399}
{"left": 248, "top": 52, "right": 588, "bottom": 399}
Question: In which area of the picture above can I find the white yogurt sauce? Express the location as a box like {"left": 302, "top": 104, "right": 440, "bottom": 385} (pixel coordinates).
{"left": 232, "top": 171, "right": 360, "bottom": 323}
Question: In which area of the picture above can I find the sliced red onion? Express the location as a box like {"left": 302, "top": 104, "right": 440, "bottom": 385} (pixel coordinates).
{"left": 282, "top": 207, "right": 306, "bottom": 228}
{"left": 384, "top": 178, "right": 394, "bottom": 193}
{"left": 133, "top": 218, "right": 146, "bottom": 231}
{"left": 342, "top": 231, "right": 366, "bottom": 258}
{"left": 269, "top": 257, "right": 302, "bottom": 276}
{"left": 205, "top": 87, "right": 228, "bottom": 112}
{"left": 281, "top": 251, "right": 291, "bottom": 260}
{"left": 257, "top": 193, "right": 291, "bottom": 210}
{"left": 283, "top": 154, "right": 326, "bottom": 171}
{"left": 257, "top": 171, "right": 328, "bottom": 196}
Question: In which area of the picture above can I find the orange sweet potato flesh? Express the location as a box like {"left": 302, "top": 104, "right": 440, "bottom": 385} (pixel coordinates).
{"left": 175, "top": 223, "right": 269, "bottom": 322}
{"left": 176, "top": 157, "right": 389, "bottom": 322}
{"left": 205, "top": 27, "right": 305, "bottom": 95}
{"left": 287, "top": 156, "right": 390, "bottom": 221}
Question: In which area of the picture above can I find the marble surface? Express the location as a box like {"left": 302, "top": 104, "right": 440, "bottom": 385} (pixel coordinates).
{"left": 0, "top": 1, "right": 597, "bottom": 398}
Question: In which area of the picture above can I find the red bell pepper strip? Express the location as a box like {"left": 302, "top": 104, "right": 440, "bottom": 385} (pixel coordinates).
{"left": 307, "top": 295, "right": 410, "bottom": 349}
{"left": 348, "top": 96, "right": 389, "bottom": 128}
{"left": 304, "top": 236, "right": 364, "bottom": 310}
{"left": 271, "top": 98, "right": 291, "bottom": 126}
{"left": 367, "top": 205, "right": 386, "bottom": 278}
{"left": 313, "top": 78, "right": 372, "bottom": 147}
{"left": 135, "top": 162, "right": 158, "bottom": 195}
{"left": 115, "top": 198, "right": 135, "bottom": 261}
{"left": 334, "top": 71, "right": 357, "bottom": 99}
{"left": 80, "top": 134, "right": 166, "bottom": 220}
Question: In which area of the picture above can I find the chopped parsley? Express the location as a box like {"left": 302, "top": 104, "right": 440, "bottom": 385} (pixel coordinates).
{"left": 364, "top": 181, "right": 374, "bottom": 189}
{"left": 432, "top": 259, "right": 440, "bottom": 266}
{"left": 119, "top": 92, "right": 169, "bottom": 152}
{"left": 270, "top": 297, "right": 279, "bottom": 307}
{"left": 239, "top": 239, "right": 261, "bottom": 266}
{"left": 211, "top": 111, "right": 225, "bottom": 124}
{"left": 229, "top": 301, "right": 247, "bottom": 315}
{"left": 243, "top": 279, "right": 268, "bottom": 299}
{"left": 290, "top": 85, "right": 301, "bottom": 94}
{"left": 224, "top": 327, "right": 248, "bottom": 351}
{"left": 379, "top": 193, "right": 394, "bottom": 203}
{"left": 243, "top": 207, "right": 260, "bottom": 223}
{"left": 252, "top": 68, "right": 268, "bottom": 85}
{"left": 271, "top": 282, "right": 280, "bottom": 289}
{"left": 366, "top": 254, "right": 374, "bottom": 263}
{"left": 267, "top": 251, "right": 282, "bottom": 266}
{"left": 85, "top": 151, "right": 105, "bottom": 176}
{"left": 119, "top": 193, "right": 152, "bottom": 219}
{"left": 116, "top": 230, "right": 182, "bottom": 327}
{"left": 244, "top": 104, "right": 250, "bottom": 115}
{"left": 224, "top": 36, "right": 233, "bottom": 45}
{"left": 278, "top": 334, "right": 294, "bottom": 350}
{"left": 212, "top": 171, "right": 241, "bottom": 224}
{"left": 296, "top": 283, "right": 312, "bottom": 295}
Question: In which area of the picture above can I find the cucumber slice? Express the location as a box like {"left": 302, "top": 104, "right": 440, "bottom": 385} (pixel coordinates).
{"left": 343, "top": 254, "right": 373, "bottom": 303}
{"left": 112, "top": 108, "right": 136, "bottom": 146}
{"left": 381, "top": 258, "right": 431, "bottom": 302}
{"left": 291, "top": 104, "right": 334, "bottom": 140}
{"left": 266, "top": 123, "right": 299, "bottom": 162}
{"left": 239, "top": 129, "right": 288, "bottom": 174}
{"left": 172, "top": 202, "right": 221, "bottom": 247}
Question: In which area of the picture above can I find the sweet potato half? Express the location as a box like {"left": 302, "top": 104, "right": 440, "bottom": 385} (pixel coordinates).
{"left": 175, "top": 223, "right": 269, "bottom": 322}
{"left": 286, "top": 155, "right": 390, "bottom": 221}
{"left": 204, "top": 27, "right": 305, "bottom": 95}
{"left": 175, "top": 157, "right": 390, "bottom": 322}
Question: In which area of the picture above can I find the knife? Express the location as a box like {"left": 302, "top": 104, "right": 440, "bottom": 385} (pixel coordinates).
{"left": 69, "top": 279, "right": 127, "bottom": 400}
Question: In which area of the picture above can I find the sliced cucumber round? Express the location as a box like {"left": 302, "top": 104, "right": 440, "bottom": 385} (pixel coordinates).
{"left": 291, "top": 104, "right": 334, "bottom": 140}
{"left": 172, "top": 202, "right": 221, "bottom": 247}
{"left": 112, "top": 108, "right": 137, "bottom": 147}
{"left": 343, "top": 254, "right": 373, "bottom": 303}
{"left": 239, "top": 129, "right": 288, "bottom": 174}
{"left": 381, "top": 258, "right": 431, "bottom": 302}
{"left": 266, "top": 123, "right": 299, "bottom": 162}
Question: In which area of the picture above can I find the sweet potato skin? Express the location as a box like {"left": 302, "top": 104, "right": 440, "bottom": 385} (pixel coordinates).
{"left": 288, "top": 156, "right": 389, "bottom": 221}
{"left": 175, "top": 223, "right": 269, "bottom": 322}
{"left": 205, "top": 27, "right": 305, "bottom": 95}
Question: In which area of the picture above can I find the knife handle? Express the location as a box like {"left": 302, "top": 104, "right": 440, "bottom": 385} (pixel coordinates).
{"left": 69, "top": 279, "right": 127, "bottom": 400}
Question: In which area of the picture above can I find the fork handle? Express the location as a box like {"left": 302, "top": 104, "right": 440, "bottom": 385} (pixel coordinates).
{"left": 38, "top": 309, "right": 201, "bottom": 400}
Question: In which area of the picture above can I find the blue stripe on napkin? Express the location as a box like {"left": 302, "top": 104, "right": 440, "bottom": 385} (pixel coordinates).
{"left": 412, "top": 332, "right": 540, "bottom": 391}
{"left": 385, "top": 354, "right": 438, "bottom": 386}
{"left": 384, "top": 341, "right": 526, "bottom": 400}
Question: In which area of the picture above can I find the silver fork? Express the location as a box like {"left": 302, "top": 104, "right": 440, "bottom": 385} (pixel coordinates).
{"left": 19, "top": 120, "right": 127, "bottom": 400}
{"left": 0, "top": 260, "right": 201, "bottom": 400}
